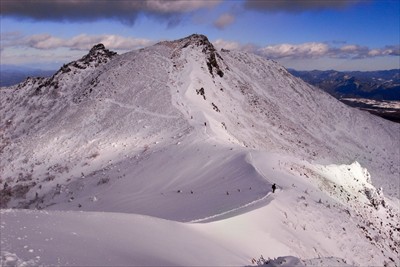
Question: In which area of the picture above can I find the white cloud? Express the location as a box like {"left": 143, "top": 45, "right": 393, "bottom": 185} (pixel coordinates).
{"left": 2, "top": 34, "right": 398, "bottom": 70}
{"left": 0, "top": 33, "right": 155, "bottom": 68}
{"left": 213, "top": 39, "right": 258, "bottom": 53}
{"left": 212, "top": 38, "right": 400, "bottom": 61}
{"left": 340, "top": 45, "right": 361, "bottom": 52}
{"left": 26, "top": 34, "right": 64, "bottom": 50}
{"left": 65, "top": 34, "right": 153, "bottom": 51}
{"left": 259, "top": 42, "right": 399, "bottom": 60}
{"left": 4, "top": 33, "right": 154, "bottom": 51}
{"left": 214, "top": 13, "right": 236, "bottom": 29}
{"left": 367, "top": 49, "right": 381, "bottom": 57}
{"left": 379, "top": 46, "right": 400, "bottom": 56}
{"left": 260, "top": 43, "right": 330, "bottom": 59}
{"left": 213, "top": 39, "right": 242, "bottom": 50}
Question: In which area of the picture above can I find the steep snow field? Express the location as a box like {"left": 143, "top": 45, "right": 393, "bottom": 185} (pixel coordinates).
{"left": 1, "top": 34, "right": 399, "bottom": 266}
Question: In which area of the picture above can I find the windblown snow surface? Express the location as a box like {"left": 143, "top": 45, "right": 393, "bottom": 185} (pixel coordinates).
{"left": 1, "top": 34, "right": 399, "bottom": 266}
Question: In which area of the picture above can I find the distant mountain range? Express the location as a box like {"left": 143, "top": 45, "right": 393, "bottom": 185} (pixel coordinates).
{"left": 288, "top": 69, "right": 400, "bottom": 101}
{"left": 287, "top": 69, "right": 400, "bottom": 123}
{"left": 0, "top": 65, "right": 55, "bottom": 87}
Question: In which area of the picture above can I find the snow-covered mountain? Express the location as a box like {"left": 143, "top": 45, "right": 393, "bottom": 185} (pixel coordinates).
{"left": 1, "top": 34, "right": 399, "bottom": 266}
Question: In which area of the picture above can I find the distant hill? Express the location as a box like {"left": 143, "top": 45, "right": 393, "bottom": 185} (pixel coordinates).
{"left": 288, "top": 69, "right": 400, "bottom": 101}
{"left": 0, "top": 65, "right": 55, "bottom": 87}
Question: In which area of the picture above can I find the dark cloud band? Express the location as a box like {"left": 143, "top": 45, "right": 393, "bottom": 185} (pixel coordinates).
{"left": 1, "top": 0, "right": 219, "bottom": 25}
{"left": 244, "top": 0, "right": 362, "bottom": 13}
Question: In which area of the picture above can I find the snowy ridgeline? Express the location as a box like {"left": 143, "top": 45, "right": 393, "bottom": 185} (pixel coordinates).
{"left": 1, "top": 34, "right": 399, "bottom": 266}
{"left": 1, "top": 150, "right": 399, "bottom": 266}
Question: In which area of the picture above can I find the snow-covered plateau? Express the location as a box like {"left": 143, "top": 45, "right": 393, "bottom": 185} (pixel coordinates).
{"left": 1, "top": 34, "right": 399, "bottom": 266}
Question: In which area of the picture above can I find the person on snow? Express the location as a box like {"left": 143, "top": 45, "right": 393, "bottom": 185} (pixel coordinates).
{"left": 272, "top": 183, "right": 277, "bottom": 193}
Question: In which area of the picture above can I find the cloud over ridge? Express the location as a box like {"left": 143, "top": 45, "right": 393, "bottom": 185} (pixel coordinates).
{"left": 3, "top": 31, "right": 398, "bottom": 61}
{"left": 1, "top": 33, "right": 154, "bottom": 51}
{"left": 213, "top": 39, "right": 400, "bottom": 60}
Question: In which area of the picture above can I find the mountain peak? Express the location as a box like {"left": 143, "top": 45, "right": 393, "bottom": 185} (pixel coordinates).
{"left": 183, "top": 34, "right": 211, "bottom": 44}
{"left": 89, "top": 43, "right": 106, "bottom": 53}
{"left": 181, "top": 34, "right": 215, "bottom": 53}
{"left": 84, "top": 43, "right": 117, "bottom": 62}
{"left": 55, "top": 44, "right": 116, "bottom": 76}
{"left": 25, "top": 43, "right": 118, "bottom": 94}
{"left": 165, "top": 34, "right": 223, "bottom": 77}
{"left": 160, "top": 34, "right": 216, "bottom": 54}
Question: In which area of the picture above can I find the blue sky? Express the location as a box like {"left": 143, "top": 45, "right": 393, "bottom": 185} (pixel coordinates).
{"left": 1, "top": 0, "right": 399, "bottom": 71}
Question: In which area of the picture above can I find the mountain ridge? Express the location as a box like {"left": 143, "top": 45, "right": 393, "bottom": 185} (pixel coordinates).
{"left": 1, "top": 34, "right": 399, "bottom": 204}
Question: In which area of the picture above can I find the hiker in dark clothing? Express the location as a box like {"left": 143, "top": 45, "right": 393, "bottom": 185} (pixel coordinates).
{"left": 272, "top": 183, "right": 277, "bottom": 193}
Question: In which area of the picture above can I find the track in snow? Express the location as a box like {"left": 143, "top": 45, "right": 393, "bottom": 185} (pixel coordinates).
{"left": 104, "top": 98, "right": 180, "bottom": 119}
{"left": 189, "top": 191, "right": 273, "bottom": 223}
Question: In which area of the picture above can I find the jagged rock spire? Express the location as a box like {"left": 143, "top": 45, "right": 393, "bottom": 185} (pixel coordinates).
{"left": 83, "top": 43, "right": 117, "bottom": 63}
{"left": 89, "top": 43, "right": 107, "bottom": 53}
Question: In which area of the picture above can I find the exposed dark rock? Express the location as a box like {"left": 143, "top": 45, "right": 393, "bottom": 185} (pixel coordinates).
{"left": 176, "top": 34, "right": 225, "bottom": 78}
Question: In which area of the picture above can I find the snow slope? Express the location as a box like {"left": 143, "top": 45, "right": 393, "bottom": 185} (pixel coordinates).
{"left": 1, "top": 152, "right": 398, "bottom": 266}
{"left": 1, "top": 34, "right": 399, "bottom": 266}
